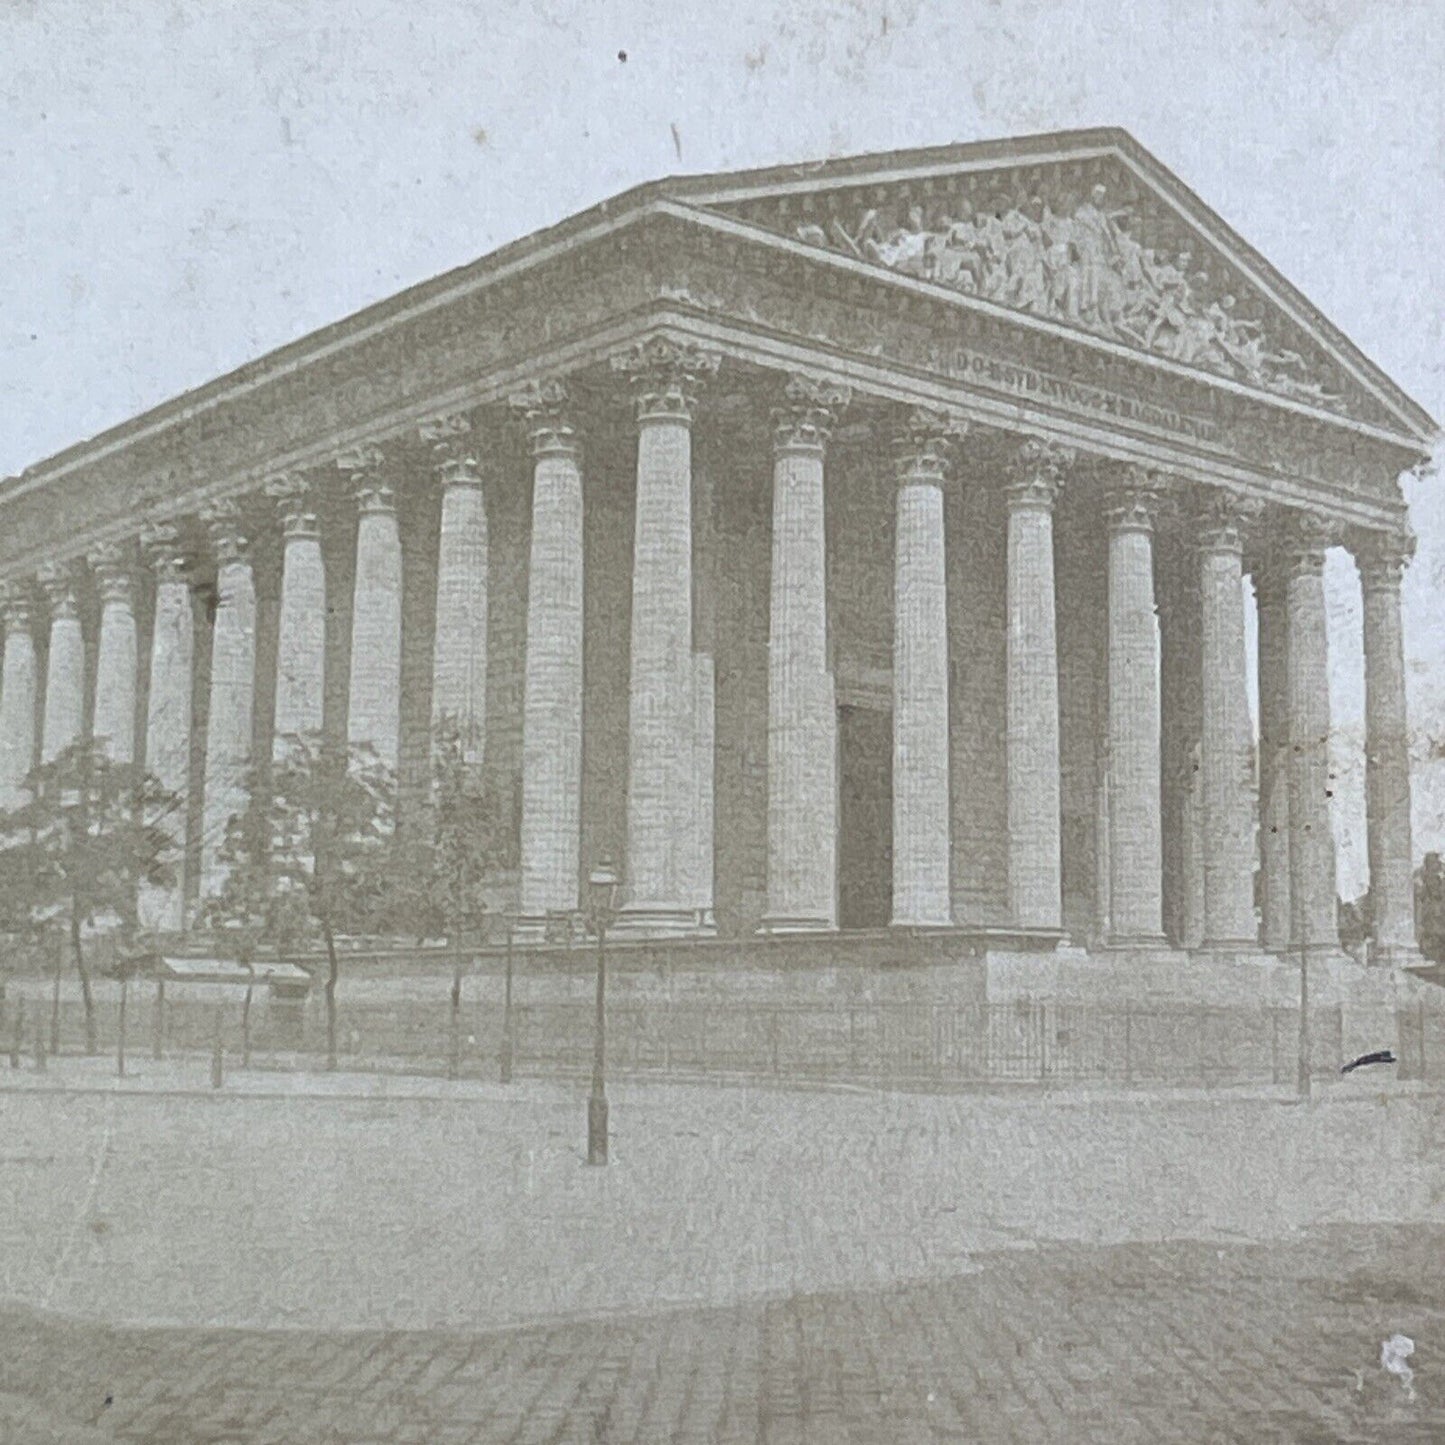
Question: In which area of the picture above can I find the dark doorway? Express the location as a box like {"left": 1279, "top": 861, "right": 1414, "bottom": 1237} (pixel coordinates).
{"left": 837, "top": 704, "right": 892, "bottom": 929}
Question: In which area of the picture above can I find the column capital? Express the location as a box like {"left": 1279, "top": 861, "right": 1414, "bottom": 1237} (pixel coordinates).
{"left": 199, "top": 498, "right": 250, "bottom": 565}
{"left": 140, "top": 521, "right": 191, "bottom": 583}
{"left": 892, "top": 408, "right": 967, "bottom": 487}
{"left": 419, "top": 413, "right": 483, "bottom": 489}
{"left": 335, "top": 444, "right": 393, "bottom": 513}
{"left": 610, "top": 336, "right": 721, "bottom": 423}
{"left": 87, "top": 540, "right": 136, "bottom": 605}
{"left": 1352, "top": 524, "right": 1416, "bottom": 594}
{"left": 772, "top": 374, "right": 851, "bottom": 456}
{"left": 264, "top": 472, "right": 320, "bottom": 539}
{"left": 1104, "top": 466, "right": 1164, "bottom": 534}
{"left": 0, "top": 581, "right": 34, "bottom": 631}
{"left": 509, "top": 378, "right": 579, "bottom": 459}
{"left": 1280, "top": 511, "right": 1336, "bottom": 579}
{"left": 335, "top": 442, "right": 385, "bottom": 476}
{"left": 36, "top": 560, "right": 80, "bottom": 618}
{"left": 1195, "top": 486, "right": 1264, "bottom": 555}
{"left": 1005, "top": 438, "right": 1073, "bottom": 510}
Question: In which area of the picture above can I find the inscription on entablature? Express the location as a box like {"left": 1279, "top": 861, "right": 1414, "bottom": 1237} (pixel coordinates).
{"left": 926, "top": 344, "right": 1221, "bottom": 446}
{"left": 657, "top": 242, "right": 1408, "bottom": 503}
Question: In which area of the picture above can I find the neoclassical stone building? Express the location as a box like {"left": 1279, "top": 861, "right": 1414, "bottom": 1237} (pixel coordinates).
{"left": 0, "top": 129, "right": 1434, "bottom": 966}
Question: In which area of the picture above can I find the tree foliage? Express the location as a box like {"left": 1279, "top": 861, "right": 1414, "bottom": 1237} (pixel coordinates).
{"left": 200, "top": 732, "right": 394, "bottom": 1067}
{"left": 381, "top": 716, "right": 508, "bottom": 945}
{"left": 0, "top": 740, "right": 180, "bottom": 1049}
{"left": 1417, "top": 853, "right": 1445, "bottom": 965}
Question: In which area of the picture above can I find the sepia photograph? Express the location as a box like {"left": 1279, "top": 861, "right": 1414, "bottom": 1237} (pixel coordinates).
{"left": 2, "top": 1, "right": 1443, "bottom": 1439}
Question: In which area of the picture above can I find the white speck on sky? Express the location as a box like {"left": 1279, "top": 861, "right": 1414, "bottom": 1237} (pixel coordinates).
{"left": 3, "top": 0, "right": 1443, "bottom": 892}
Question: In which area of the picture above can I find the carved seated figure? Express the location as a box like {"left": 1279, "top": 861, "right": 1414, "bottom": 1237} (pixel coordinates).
{"left": 927, "top": 201, "right": 986, "bottom": 291}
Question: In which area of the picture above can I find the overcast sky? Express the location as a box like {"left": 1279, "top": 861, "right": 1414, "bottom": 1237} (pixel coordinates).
{"left": 4, "top": 0, "right": 1443, "bottom": 890}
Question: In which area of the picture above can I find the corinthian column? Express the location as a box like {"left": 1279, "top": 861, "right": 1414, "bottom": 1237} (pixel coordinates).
{"left": 1355, "top": 526, "right": 1421, "bottom": 965}
{"left": 762, "top": 375, "right": 849, "bottom": 933}
{"left": 199, "top": 501, "right": 256, "bottom": 900}
{"left": 139, "top": 525, "right": 193, "bottom": 933}
{"left": 0, "top": 587, "right": 38, "bottom": 806}
{"left": 423, "top": 414, "right": 488, "bottom": 765}
{"left": 89, "top": 543, "right": 138, "bottom": 764}
{"left": 611, "top": 337, "right": 720, "bottom": 934}
{"left": 1283, "top": 515, "right": 1339, "bottom": 955}
{"left": 891, "top": 409, "right": 960, "bottom": 927}
{"left": 1004, "top": 439, "right": 1069, "bottom": 933}
{"left": 1104, "top": 471, "right": 1166, "bottom": 945}
{"left": 265, "top": 473, "right": 326, "bottom": 754}
{"left": 510, "top": 379, "right": 584, "bottom": 923}
{"left": 1253, "top": 561, "right": 1292, "bottom": 952}
{"left": 339, "top": 445, "right": 402, "bottom": 775}
{"left": 1196, "top": 488, "right": 1260, "bottom": 950}
{"left": 38, "top": 562, "right": 85, "bottom": 763}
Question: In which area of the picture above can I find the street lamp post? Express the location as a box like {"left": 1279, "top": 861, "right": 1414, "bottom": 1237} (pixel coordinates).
{"left": 500, "top": 912, "right": 515, "bottom": 1085}
{"left": 585, "top": 858, "right": 619, "bottom": 1166}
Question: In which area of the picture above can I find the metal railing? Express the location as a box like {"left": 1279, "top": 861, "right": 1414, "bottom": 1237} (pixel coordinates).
{"left": 5, "top": 982, "right": 1435, "bottom": 1092}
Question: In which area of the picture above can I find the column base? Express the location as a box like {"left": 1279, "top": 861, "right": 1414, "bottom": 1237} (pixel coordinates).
{"left": 1104, "top": 932, "right": 1171, "bottom": 951}
{"left": 1371, "top": 942, "right": 1426, "bottom": 970}
{"left": 1198, "top": 936, "right": 1265, "bottom": 956}
{"left": 758, "top": 914, "right": 836, "bottom": 936}
{"left": 889, "top": 916, "right": 957, "bottom": 932}
{"left": 613, "top": 906, "right": 716, "bottom": 940}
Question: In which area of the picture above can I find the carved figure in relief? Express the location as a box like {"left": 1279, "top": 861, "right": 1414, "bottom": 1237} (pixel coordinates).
{"left": 788, "top": 174, "right": 1339, "bottom": 409}
{"left": 1040, "top": 199, "right": 1077, "bottom": 316}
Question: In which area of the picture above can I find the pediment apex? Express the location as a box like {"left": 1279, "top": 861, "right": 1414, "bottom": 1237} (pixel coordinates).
{"left": 656, "top": 131, "right": 1434, "bottom": 444}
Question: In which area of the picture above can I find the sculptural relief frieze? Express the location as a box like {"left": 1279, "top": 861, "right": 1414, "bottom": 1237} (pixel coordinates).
{"left": 657, "top": 240, "right": 1404, "bottom": 506}
{"left": 770, "top": 176, "right": 1349, "bottom": 414}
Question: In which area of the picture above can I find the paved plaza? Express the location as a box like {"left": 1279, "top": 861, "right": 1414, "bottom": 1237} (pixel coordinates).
{"left": 0, "top": 1063, "right": 1440, "bottom": 1440}
{"left": 1, "top": 1225, "right": 1444, "bottom": 1442}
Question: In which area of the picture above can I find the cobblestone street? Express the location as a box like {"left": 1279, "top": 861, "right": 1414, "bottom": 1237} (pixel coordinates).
{"left": 1, "top": 1225, "right": 1442, "bottom": 1443}
{"left": 0, "top": 1066, "right": 1441, "bottom": 1441}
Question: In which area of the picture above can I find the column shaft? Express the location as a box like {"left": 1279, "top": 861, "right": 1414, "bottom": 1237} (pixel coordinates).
{"left": 891, "top": 413, "right": 957, "bottom": 926}
{"left": 1005, "top": 441, "right": 1068, "bottom": 933}
{"left": 763, "top": 377, "right": 848, "bottom": 932}
{"left": 1357, "top": 529, "right": 1420, "bottom": 964}
{"left": 200, "top": 505, "right": 256, "bottom": 900}
{"left": 1105, "top": 478, "right": 1165, "bottom": 944}
{"left": 139, "top": 529, "right": 194, "bottom": 933}
{"left": 39, "top": 565, "right": 85, "bottom": 763}
{"left": 612, "top": 340, "right": 719, "bottom": 932}
{"left": 512, "top": 382, "right": 585, "bottom": 921}
{"left": 693, "top": 652, "right": 715, "bottom": 923}
{"left": 90, "top": 546, "right": 138, "bottom": 764}
{"left": 0, "top": 593, "right": 38, "bottom": 807}
{"left": 1254, "top": 568, "right": 1292, "bottom": 951}
{"left": 267, "top": 475, "right": 327, "bottom": 750}
{"left": 1284, "top": 521, "right": 1338, "bottom": 954}
{"left": 342, "top": 447, "right": 402, "bottom": 773}
{"left": 1197, "top": 493, "right": 1259, "bottom": 949}
{"left": 425, "top": 416, "right": 489, "bottom": 764}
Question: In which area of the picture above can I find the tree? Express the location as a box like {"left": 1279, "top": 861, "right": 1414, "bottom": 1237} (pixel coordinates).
{"left": 379, "top": 717, "right": 511, "bottom": 1077}
{"left": 1337, "top": 892, "right": 1370, "bottom": 959}
{"left": 381, "top": 716, "right": 510, "bottom": 946}
{"left": 1417, "top": 853, "right": 1445, "bottom": 965}
{"left": 0, "top": 741, "right": 179, "bottom": 1053}
{"left": 204, "top": 732, "right": 394, "bottom": 1069}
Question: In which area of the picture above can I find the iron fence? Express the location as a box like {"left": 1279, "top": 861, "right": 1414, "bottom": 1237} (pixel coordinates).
{"left": 4, "top": 981, "right": 1438, "bottom": 1091}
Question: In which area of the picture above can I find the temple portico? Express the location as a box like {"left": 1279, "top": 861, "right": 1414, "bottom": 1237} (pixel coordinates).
{"left": 0, "top": 129, "right": 1433, "bottom": 975}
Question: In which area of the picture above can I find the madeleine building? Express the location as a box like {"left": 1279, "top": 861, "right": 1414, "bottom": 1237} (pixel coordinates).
{"left": 0, "top": 130, "right": 1435, "bottom": 969}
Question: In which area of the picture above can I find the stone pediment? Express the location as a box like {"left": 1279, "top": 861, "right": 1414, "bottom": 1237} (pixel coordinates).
{"left": 666, "top": 131, "right": 1434, "bottom": 442}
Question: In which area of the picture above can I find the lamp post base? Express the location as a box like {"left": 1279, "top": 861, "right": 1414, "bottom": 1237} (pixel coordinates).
{"left": 587, "top": 1091, "right": 609, "bottom": 1166}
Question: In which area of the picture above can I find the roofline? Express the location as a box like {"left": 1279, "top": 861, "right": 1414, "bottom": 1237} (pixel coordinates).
{"left": 664, "top": 129, "right": 1439, "bottom": 443}
{"left": 9, "top": 126, "right": 1436, "bottom": 489}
